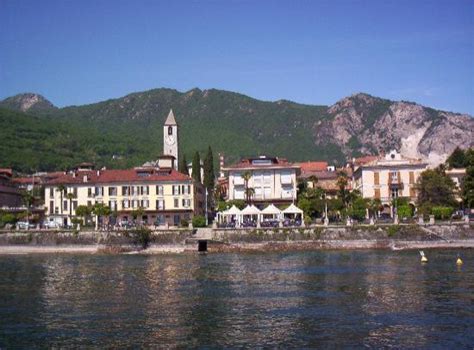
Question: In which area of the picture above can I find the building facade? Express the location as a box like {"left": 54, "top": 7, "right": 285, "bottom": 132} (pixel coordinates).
{"left": 0, "top": 168, "right": 22, "bottom": 208}
{"left": 352, "top": 150, "right": 427, "bottom": 211}
{"left": 222, "top": 156, "right": 299, "bottom": 206}
{"left": 44, "top": 167, "right": 204, "bottom": 227}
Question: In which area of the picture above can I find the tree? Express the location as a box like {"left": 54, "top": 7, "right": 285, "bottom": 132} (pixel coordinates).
{"left": 92, "top": 203, "right": 111, "bottom": 230}
{"left": 75, "top": 205, "right": 92, "bottom": 225}
{"left": 244, "top": 187, "right": 255, "bottom": 204}
{"left": 203, "top": 146, "right": 215, "bottom": 192}
{"left": 179, "top": 154, "right": 188, "bottom": 175}
{"left": 65, "top": 192, "right": 77, "bottom": 225}
{"left": 446, "top": 147, "right": 467, "bottom": 168}
{"left": 417, "top": 169, "right": 457, "bottom": 214}
{"left": 131, "top": 207, "right": 145, "bottom": 226}
{"left": 241, "top": 171, "right": 252, "bottom": 204}
{"left": 367, "top": 198, "right": 382, "bottom": 219}
{"left": 192, "top": 151, "right": 201, "bottom": 183}
{"left": 462, "top": 149, "right": 474, "bottom": 208}
{"left": 56, "top": 184, "right": 66, "bottom": 215}
{"left": 347, "top": 196, "right": 368, "bottom": 221}
{"left": 336, "top": 171, "right": 350, "bottom": 207}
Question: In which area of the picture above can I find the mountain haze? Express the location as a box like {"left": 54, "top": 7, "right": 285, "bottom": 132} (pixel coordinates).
{"left": 1, "top": 88, "right": 472, "bottom": 172}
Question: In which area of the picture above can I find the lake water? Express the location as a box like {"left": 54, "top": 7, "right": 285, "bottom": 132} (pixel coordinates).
{"left": 0, "top": 250, "right": 473, "bottom": 348}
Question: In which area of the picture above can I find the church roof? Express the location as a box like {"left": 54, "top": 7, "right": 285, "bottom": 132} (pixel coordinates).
{"left": 164, "top": 109, "right": 177, "bottom": 125}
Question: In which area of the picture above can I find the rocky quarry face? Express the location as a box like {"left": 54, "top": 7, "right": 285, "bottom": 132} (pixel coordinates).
{"left": 313, "top": 93, "right": 474, "bottom": 166}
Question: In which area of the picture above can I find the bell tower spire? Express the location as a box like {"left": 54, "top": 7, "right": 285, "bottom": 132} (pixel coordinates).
{"left": 163, "top": 109, "right": 178, "bottom": 170}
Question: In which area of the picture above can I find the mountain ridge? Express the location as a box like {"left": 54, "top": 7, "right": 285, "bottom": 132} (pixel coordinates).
{"left": 0, "top": 88, "right": 472, "bottom": 172}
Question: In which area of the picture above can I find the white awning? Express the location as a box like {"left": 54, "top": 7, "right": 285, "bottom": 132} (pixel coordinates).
{"left": 261, "top": 204, "right": 281, "bottom": 215}
{"left": 225, "top": 205, "right": 242, "bottom": 215}
{"left": 282, "top": 203, "right": 303, "bottom": 214}
{"left": 241, "top": 204, "right": 261, "bottom": 215}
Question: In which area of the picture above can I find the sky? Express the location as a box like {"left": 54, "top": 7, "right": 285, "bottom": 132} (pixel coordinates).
{"left": 1, "top": 0, "right": 473, "bottom": 114}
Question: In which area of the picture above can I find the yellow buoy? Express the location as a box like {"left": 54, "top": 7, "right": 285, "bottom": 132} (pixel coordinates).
{"left": 420, "top": 251, "right": 428, "bottom": 263}
{"left": 456, "top": 257, "right": 463, "bottom": 265}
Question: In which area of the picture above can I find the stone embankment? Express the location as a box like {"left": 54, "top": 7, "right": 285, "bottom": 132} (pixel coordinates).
{"left": 0, "top": 224, "right": 472, "bottom": 254}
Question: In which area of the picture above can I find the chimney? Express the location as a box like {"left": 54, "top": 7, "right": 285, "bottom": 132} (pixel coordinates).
{"left": 219, "top": 153, "right": 225, "bottom": 178}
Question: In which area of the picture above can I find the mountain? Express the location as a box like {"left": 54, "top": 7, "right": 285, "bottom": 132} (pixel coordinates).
{"left": 0, "top": 88, "right": 472, "bottom": 173}
{"left": 0, "top": 93, "right": 57, "bottom": 113}
{"left": 314, "top": 93, "right": 474, "bottom": 166}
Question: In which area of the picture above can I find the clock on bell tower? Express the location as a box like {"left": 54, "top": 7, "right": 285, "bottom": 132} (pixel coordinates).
{"left": 163, "top": 109, "right": 178, "bottom": 170}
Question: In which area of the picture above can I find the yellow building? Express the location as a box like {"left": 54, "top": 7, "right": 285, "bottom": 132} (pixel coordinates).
{"left": 44, "top": 166, "right": 204, "bottom": 227}
{"left": 352, "top": 150, "right": 427, "bottom": 214}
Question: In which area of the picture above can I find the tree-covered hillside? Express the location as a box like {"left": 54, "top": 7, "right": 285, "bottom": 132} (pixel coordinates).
{"left": 0, "top": 88, "right": 336, "bottom": 173}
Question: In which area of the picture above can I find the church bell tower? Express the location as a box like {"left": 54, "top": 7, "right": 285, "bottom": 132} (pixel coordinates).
{"left": 163, "top": 109, "right": 178, "bottom": 170}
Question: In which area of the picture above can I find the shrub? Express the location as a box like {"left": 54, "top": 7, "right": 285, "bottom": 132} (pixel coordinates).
{"left": 0, "top": 213, "right": 17, "bottom": 227}
{"left": 129, "top": 227, "right": 151, "bottom": 249}
{"left": 397, "top": 204, "right": 413, "bottom": 219}
{"left": 387, "top": 225, "right": 400, "bottom": 237}
{"left": 192, "top": 215, "right": 206, "bottom": 228}
{"left": 180, "top": 219, "right": 189, "bottom": 227}
{"left": 431, "top": 206, "right": 454, "bottom": 220}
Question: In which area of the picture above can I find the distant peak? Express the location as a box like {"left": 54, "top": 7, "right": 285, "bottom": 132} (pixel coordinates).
{"left": 0, "top": 92, "right": 56, "bottom": 112}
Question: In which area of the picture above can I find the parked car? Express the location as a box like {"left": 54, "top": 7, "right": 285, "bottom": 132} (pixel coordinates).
{"left": 43, "top": 221, "right": 61, "bottom": 229}
{"left": 451, "top": 210, "right": 465, "bottom": 220}
{"left": 16, "top": 221, "right": 36, "bottom": 230}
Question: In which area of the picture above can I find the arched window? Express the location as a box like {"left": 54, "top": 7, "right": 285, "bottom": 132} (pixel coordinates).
{"left": 168, "top": 126, "right": 173, "bottom": 135}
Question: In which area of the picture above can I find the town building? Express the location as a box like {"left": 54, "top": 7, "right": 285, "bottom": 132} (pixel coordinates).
{"left": 0, "top": 168, "right": 22, "bottom": 208}
{"left": 222, "top": 156, "right": 300, "bottom": 206}
{"left": 352, "top": 150, "right": 428, "bottom": 213}
{"left": 445, "top": 168, "right": 467, "bottom": 202}
{"left": 163, "top": 109, "right": 179, "bottom": 171}
{"left": 44, "top": 166, "right": 204, "bottom": 227}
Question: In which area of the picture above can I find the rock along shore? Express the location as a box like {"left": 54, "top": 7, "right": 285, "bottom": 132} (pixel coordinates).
{"left": 0, "top": 223, "right": 472, "bottom": 255}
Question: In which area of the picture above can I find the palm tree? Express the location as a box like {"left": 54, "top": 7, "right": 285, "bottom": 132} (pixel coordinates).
{"left": 65, "top": 192, "right": 76, "bottom": 226}
{"left": 92, "top": 203, "right": 111, "bottom": 230}
{"left": 244, "top": 187, "right": 255, "bottom": 204}
{"left": 56, "top": 184, "right": 66, "bottom": 215}
{"left": 241, "top": 171, "right": 252, "bottom": 204}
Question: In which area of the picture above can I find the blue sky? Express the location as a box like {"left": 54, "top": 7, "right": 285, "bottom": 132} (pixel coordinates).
{"left": 1, "top": 0, "right": 473, "bottom": 114}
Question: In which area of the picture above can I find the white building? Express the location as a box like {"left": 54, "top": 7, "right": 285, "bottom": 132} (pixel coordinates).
{"left": 222, "top": 156, "right": 299, "bottom": 206}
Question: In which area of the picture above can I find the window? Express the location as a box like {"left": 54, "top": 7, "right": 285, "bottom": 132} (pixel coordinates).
{"left": 174, "top": 198, "right": 179, "bottom": 208}
{"left": 73, "top": 201, "right": 78, "bottom": 210}
{"left": 263, "top": 187, "right": 271, "bottom": 199}
{"left": 156, "top": 200, "right": 165, "bottom": 210}
{"left": 109, "top": 201, "right": 117, "bottom": 210}
{"left": 391, "top": 188, "right": 399, "bottom": 199}
{"left": 50, "top": 188, "right": 54, "bottom": 198}
{"left": 168, "top": 126, "right": 173, "bottom": 135}
{"left": 173, "top": 215, "right": 180, "bottom": 225}
{"left": 409, "top": 171, "right": 415, "bottom": 184}
{"left": 144, "top": 186, "right": 149, "bottom": 195}
{"left": 156, "top": 185, "right": 164, "bottom": 196}
{"left": 95, "top": 186, "right": 104, "bottom": 197}
{"left": 63, "top": 200, "right": 68, "bottom": 211}
{"left": 188, "top": 185, "right": 191, "bottom": 194}
{"left": 88, "top": 188, "right": 93, "bottom": 197}
{"left": 374, "top": 172, "right": 380, "bottom": 185}
{"left": 122, "top": 186, "right": 129, "bottom": 196}
{"left": 49, "top": 201, "right": 54, "bottom": 214}
{"left": 108, "top": 187, "right": 117, "bottom": 196}
{"left": 123, "top": 200, "right": 129, "bottom": 209}
{"left": 374, "top": 189, "right": 381, "bottom": 199}
{"left": 73, "top": 187, "right": 78, "bottom": 196}
{"left": 182, "top": 199, "right": 191, "bottom": 208}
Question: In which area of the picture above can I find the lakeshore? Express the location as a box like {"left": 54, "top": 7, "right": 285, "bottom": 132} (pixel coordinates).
{"left": 0, "top": 223, "right": 472, "bottom": 254}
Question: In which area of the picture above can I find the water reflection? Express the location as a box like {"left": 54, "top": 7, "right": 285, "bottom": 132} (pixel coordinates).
{"left": 0, "top": 250, "right": 473, "bottom": 347}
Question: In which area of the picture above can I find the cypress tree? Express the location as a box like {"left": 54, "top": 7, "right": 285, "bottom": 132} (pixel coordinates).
{"left": 192, "top": 151, "right": 201, "bottom": 183}
{"left": 203, "top": 146, "right": 215, "bottom": 191}
{"left": 179, "top": 154, "right": 188, "bottom": 175}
